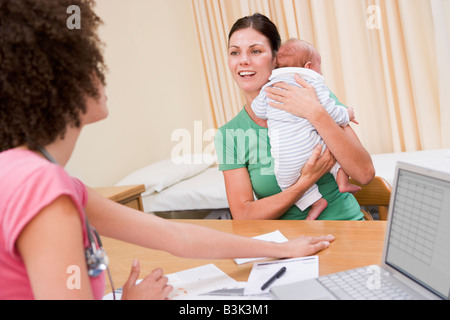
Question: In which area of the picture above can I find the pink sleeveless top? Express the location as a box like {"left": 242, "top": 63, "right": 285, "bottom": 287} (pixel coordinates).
{"left": 0, "top": 149, "right": 105, "bottom": 299}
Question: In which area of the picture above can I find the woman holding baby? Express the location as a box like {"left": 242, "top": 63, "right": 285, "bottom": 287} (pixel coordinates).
{"left": 215, "top": 13, "right": 374, "bottom": 221}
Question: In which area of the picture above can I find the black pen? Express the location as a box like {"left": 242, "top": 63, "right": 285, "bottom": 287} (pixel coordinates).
{"left": 261, "top": 266, "right": 287, "bottom": 291}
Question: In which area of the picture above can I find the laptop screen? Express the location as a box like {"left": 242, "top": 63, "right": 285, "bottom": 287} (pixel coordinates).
{"left": 385, "top": 167, "right": 450, "bottom": 299}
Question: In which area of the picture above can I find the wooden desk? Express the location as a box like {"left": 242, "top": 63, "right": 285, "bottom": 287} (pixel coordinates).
{"left": 94, "top": 185, "right": 145, "bottom": 211}
{"left": 102, "top": 219, "right": 386, "bottom": 294}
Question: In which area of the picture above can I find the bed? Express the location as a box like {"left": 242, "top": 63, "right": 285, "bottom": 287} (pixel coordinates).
{"left": 115, "top": 154, "right": 231, "bottom": 219}
{"left": 116, "top": 149, "right": 450, "bottom": 218}
{"left": 370, "top": 148, "right": 450, "bottom": 185}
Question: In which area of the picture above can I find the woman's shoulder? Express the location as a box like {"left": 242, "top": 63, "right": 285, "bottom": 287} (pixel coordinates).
{"left": 0, "top": 149, "right": 66, "bottom": 181}
{"left": 0, "top": 149, "right": 84, "bottom": 241}
{"left": 0, "top": 149, "right": 85, "bottom": 206}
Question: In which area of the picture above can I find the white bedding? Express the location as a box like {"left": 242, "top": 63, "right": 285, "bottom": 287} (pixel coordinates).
{"left": 116, "top": 148, "right": 450, "bottom": 214}
{"left": 116, "top": 154, "right": 211, "bottom": 196}
{"left": 141, "top": 167, "right": 228, "bottom": 212}
{"left": 371, "top": 148, "right": 450, "bottom": 185}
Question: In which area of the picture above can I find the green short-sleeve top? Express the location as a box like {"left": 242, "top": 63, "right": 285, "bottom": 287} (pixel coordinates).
{"left": 214, "top": 103, "right": 363, "bottom": 221}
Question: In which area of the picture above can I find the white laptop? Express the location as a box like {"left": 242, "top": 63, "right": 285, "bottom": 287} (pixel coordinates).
{"left": 271, "top": 162, "right": 450, "bottom": 300}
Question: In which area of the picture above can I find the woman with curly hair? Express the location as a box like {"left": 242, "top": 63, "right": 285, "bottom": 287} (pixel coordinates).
{"left": 0, "top": 0, "right": 334, "bottom": 300}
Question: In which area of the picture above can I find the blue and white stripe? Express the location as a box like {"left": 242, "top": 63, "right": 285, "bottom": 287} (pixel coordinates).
{"left": 252, "top": 67, "right": 349, "bottom": 210}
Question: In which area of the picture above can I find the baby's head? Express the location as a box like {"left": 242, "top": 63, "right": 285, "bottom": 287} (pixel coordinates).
{"left": 276, "top": 39, "right": 322, "bottom": 75}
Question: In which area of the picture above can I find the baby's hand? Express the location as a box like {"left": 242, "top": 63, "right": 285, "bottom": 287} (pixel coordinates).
{"left": 348, "top": 107, "right": 359, "bottom": 125}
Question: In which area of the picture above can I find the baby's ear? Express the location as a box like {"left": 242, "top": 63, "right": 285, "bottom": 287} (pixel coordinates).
{"left": 304, "top": 61, "right": 312, "bottom": 69}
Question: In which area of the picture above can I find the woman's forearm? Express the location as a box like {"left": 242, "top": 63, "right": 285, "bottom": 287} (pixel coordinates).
{"left": 168, "top": 220, "right": 333, "bottom": 259}
{"left": 168, "top": 220, "right": 288, "bottom": 259}
{"left": 309, "top": 108, "right": 374, "bottom": 184}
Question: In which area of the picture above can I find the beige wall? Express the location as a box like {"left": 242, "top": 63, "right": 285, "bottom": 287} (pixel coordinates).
{"left": 66, "top": 0, "right": 213, "bottom": 187}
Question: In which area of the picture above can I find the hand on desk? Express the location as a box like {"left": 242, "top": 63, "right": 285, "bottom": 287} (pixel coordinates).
{"left": 121, "top": 259, "right": 173, "bottom": 300}
{"left": 284, "top": 234, "right": 335, "bottom": 258}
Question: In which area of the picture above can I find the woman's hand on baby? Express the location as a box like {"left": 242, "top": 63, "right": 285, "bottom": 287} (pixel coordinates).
{"left": 121, "top": 259, "right": 173, "bottom": 300}
{"left": 265, "top": 74, "right": 321, "bottom": 120}
{"left": 299, "top": 145, "right": 336, "bottom": 187}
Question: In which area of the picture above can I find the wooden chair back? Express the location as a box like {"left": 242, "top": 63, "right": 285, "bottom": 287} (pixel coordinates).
{"left": 350, "top": 176, "right": 392, "bottom": 221}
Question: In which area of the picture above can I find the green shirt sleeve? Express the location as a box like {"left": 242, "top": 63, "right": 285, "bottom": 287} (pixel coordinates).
{"left": 328, "top": 89, "right": 347, "bottom": 108}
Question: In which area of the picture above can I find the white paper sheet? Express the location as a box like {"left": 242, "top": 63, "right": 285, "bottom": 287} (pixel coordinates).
{"left": 196, "top": 281, "right": 272, "bottom": 300}
{"left": 244, "top": 256, "right": 319, "bottom": 296}
{"left": 166, "top": 264, "right": 237, "bottom": 300}
{"left": 234, "top": 230, "right": 289, "bottom": 265}
{"left": 103, "top": 263, "right": 237, "bottom": 300}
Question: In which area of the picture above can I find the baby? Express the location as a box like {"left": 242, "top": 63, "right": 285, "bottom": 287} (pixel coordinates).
{"left": 252, "top": 38, "right": 360, "bottom": 220}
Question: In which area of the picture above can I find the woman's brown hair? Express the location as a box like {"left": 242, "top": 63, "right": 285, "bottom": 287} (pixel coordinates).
{"left": 228, "top": 13, "right": 281, "bottom": 57}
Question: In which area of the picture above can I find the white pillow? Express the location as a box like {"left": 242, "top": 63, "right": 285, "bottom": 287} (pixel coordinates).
{"left": 116, "top": 154, "right": 214, "bottom": 196}
{"left": 141, "top": 167, "right": 229, "bottom": 212}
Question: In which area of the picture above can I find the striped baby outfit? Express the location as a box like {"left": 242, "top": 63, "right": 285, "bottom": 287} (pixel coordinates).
{"left": 251, "top": 67, "right": 350, "bottom": 210}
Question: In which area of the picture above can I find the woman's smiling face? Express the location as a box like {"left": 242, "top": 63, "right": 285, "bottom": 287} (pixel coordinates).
{"left": 228, "top": 27, "right": 276, "bottom": 101}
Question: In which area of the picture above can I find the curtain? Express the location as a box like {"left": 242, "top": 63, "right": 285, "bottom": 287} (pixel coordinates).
{"left": 190, "top": 0, "right": 450, "bottom": 154}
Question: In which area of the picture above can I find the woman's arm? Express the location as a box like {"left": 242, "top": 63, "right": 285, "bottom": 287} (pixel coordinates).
{"left": 17, "top": 196, "right": 94, "bottom": 299}
{"left": 86, "top": 185, "right": 334, "bottom": 260}
{"left": 223, "top": 145, "right": 335, "bottom": 220}
{"left": 17, "top": 196, "right": 172, "bottom": 300}
{"left": 265, "top": 75, "right": 375, "bottom": 184}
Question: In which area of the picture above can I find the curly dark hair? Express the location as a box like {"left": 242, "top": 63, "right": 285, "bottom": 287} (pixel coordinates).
{"left": 0, "top": 0, "right": 106, "bottom": 152}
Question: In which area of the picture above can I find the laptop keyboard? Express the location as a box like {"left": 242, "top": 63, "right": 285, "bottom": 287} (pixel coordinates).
{"left": 318, "top": 267, "right": 417, "bottom": 300}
